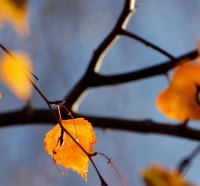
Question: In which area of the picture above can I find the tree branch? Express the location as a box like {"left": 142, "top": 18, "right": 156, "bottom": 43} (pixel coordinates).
{"left": 120, "top": 29, "right": 176, "bottom": 60}
{"left": 65, "top": 0, "right": 198, "bottom": 110}
{"left": 0, "top": 1, "right": 199, "bottom": 144}
{"left": 88, "top": 50, "right": 198, "bottom": 87}
{"left": 65, "top": 0, "right": 135, "bottom": 110}
{"left": 1, "top": 109, "right": 200, "bottom": 142}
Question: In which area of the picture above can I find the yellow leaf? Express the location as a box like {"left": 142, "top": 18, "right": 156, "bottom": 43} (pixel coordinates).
{"left": 44, "top": 118, "right": 96, "bottom": 181}
{"left": 0, "top": 0, "right": 28, "bottom": 34}
{"left": 142, "top": 164, "right": 194, "bottom": 186}
{"left": 156, "top": 63, "right": 200, "bottom": 121}
{"left": 0, "top": 51, "right": 33, "bottom": 101}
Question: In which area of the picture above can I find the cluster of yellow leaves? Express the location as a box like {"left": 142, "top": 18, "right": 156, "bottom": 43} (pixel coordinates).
{"left": 142, "top": 164, "right": 194, "bottom": 186}
{"left": 0, "top": 51, "right": 33, "bottom": 101}
{"left": 44, "top": 118, "right": 96, "bottom": 182}
{"left": 156, "top": 62, "right": 200, "bottom": 121}
{"left": 0, "top": 0, "right": 28, "bottom": 33}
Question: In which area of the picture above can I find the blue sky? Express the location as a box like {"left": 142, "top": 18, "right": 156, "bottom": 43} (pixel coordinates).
{"left": 0, "top": 0, "right": 200, "bottom": 185}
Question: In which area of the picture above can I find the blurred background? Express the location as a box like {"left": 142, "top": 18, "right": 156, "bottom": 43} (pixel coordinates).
{"left": 0, "top": 0, "right": 200, "bottom": 185}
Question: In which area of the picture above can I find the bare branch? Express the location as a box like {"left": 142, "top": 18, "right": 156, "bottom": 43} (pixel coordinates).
{"left": 177, "top": 144, "right": 200, "bottom": 174}
{"left": 88, "top": 50, "right": 198, "bottom": 87}
{"left": 120, "top": 30, "right": 176, "bottom": 60}
{"left": 64, "top": 0, "right": 198, "bottom": 117}
{"left": 86, "top": 0, "right": 135, "bottom": 74}
{"left": 1, "top": 109, "right": 200, "bottom": 142}
{"left": 65, "top": 0, "right": 135, "bottom": 110}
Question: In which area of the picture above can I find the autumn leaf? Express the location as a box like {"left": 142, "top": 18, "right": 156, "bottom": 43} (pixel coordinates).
{"left": 142, "top": 164, "right": 194, "bottom": 186}
{"left": 0, "top": 0, "right": 28, "bottom": 33}
{"left": 44, "top": 118, "right": 96, "bottom": 181}
{"left": 156, "top": 63, "right": 200, "bottom": 121}
{"left": 0, "top": 51, "right": 33, "bottom": 101}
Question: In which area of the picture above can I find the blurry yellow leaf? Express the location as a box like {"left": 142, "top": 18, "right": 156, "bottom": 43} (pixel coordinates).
{"left": 0, "top": 51, "right": 32, "bottom": 101}
{"left": 142, "top": 164, "right": 194, "bottom": 186}
{"left": 0, "top": 92, "right": 2, "bottom": 99}
{"left": 0, "top": 0, "right": 28, "bottom": 34}
{"left": 156, "top": 63, "right": 200, "bottom": 121}
{"left": 44, "top": 118, "right": 96, "bottom": 181}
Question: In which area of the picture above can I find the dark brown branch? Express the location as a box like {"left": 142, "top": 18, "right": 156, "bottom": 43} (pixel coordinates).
{"left": 1, "top": 109, "right": 200, "bottom": 142}
{"left": 120, "top": 29, "right": 176, "bottom": 60}
{"left": 65, "top": 0, "right": 135, "bottom": 110}
{"left": 88, "top": 50, "right": 198, "bottom": 87}
{"left": 66, "top": 42, "right": 197, "bottom": 110}
{"left": 85, "top": 0, "right": 135, "bottom": 74}
{"left": 177, "top": 144, "right": 200, "bottom": 173}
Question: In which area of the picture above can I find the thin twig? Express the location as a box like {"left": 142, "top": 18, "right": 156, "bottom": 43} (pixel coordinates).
{"left": 177, "top": 144, "right": 200, "bottom": 174}
{"left": 92, "top": 152, "right": 126, "bottom": 186}
{"left": 0, "top": 44, "right": 39, "bottom": 81}
{"left": 120, "top": 29, "right": 176, "bottom": 60}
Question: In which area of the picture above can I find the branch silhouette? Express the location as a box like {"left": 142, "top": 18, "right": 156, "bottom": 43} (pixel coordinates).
{"left": 120, "top": 29, "right": 176, "bottom": 60}
{"left": 86, "top": 50, "right": 197, "bottom": 87}
{"left": 1, "top": 109, "right": 200, "bottom": 141}
{"left": 65, "top": 0, "right": 135, "bottom": 110}
{"left": 0, "top": 0, "right": 199, "bottom": 143}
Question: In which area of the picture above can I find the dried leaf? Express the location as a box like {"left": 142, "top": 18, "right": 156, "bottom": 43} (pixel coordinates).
{"left": 0, "top": 0, "right": 28, "bottom": 34}
{"left": 156, "top": 63, "right": 200, "bottom": 121}
{"left": 0, "top": 51, "right": 32, "bottom": 101}
{"left": 142, "top": 164, "right": 194, "bottom": 186}
{"left": 44, "top": 118, "right": 96, "bottom": 181}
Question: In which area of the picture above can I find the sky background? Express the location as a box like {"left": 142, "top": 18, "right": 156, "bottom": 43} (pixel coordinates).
{"left": 0, "top": 0, "right": 200, "bottom": 185}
